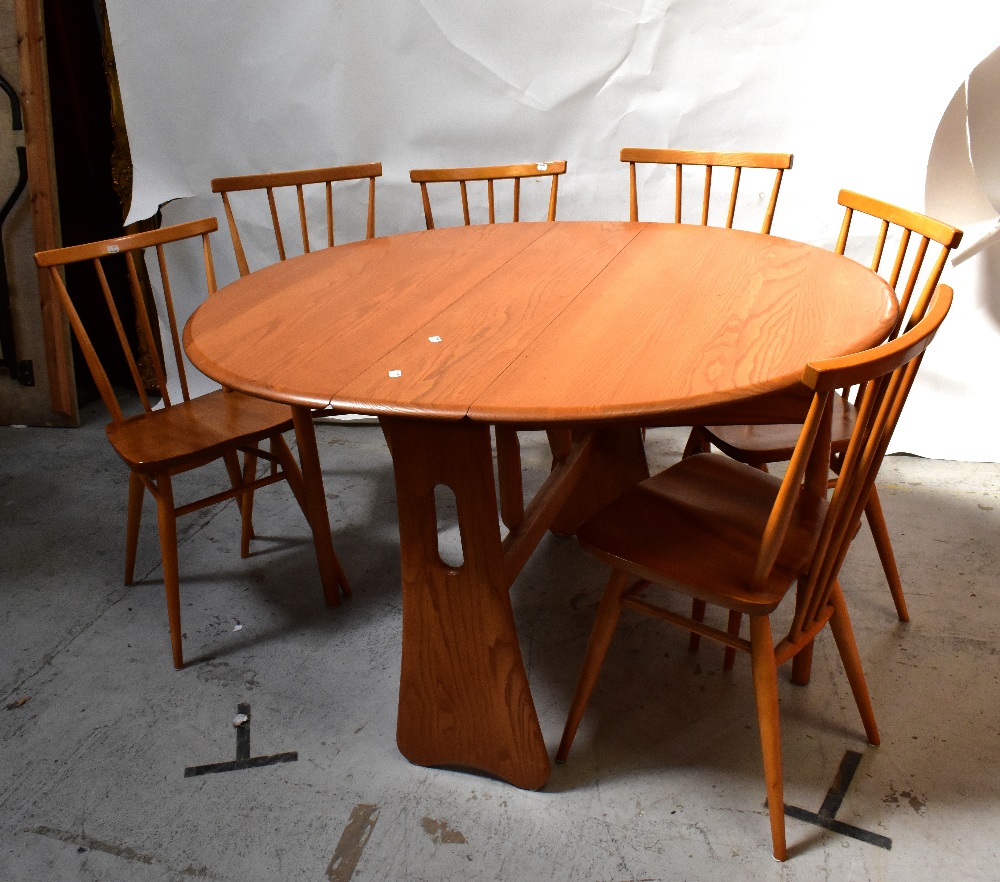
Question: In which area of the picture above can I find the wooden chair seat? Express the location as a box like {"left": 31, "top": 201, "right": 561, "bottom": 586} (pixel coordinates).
{"left": 703, "top": 393, "right": 855, "bottom": 465}
{"left": 105, "top": 389, "right": 293, "bottom": 473}
{"left": 578, "top": 453, "right": 826, "bottom": 614}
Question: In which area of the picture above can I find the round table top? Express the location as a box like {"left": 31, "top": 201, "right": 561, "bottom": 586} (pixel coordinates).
{"left": 184, "top": 221, "right": 897, "bottom": 425}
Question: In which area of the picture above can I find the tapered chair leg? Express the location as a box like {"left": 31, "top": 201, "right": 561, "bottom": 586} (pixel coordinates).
{"left": 723, "top": 610, "right": 742, "bottom": 671}
{"left": 790, "top": 640, "right": 814, "bottom": 686}
{"left": 124, "top": 471, "right": 144, "bottom": 585}
{"left": 749, "top": 615, "right": 787, "bottom": 862}
{"left": 222, "top": 450, "right": 254, "bottom": 559}
{"left": 688, "top": 599, "right": 707, "bottom": 652}
{"left": 865, "top": 487, "right": 908, "bottom": 622}
{"left": 790, "top": 577, "right": 815, "bottom": 687}
{"left": 239, "top": 451, "right": 258, "bottom": 557}
{"left": 828, "top": 581, "right": 880, "bottom": 745}
{"left": 271, "top": 435, "right": 307, "bottom": 513}
{"left": 152, "top": 474, "right": 184, "bottom": 670}
{"left": 681, "top": 426, "right": 711, "bottom": 459}
{"left": 272, "top": 429, "right": 352, "bottom": 599}
{"left": 557, "top": 569, "right": 632, "bottom": 762}
{"left": 546, "top": 427, "right": 573, "bottom": 464}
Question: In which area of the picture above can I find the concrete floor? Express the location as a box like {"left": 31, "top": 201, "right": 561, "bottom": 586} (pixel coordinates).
{"left": 2, "top": 400, "right": 999, "bottom": 881}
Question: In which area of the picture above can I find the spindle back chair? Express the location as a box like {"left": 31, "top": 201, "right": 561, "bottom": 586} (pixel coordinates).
{"left": 409, "top": 160, "right": 566, "bottom": 231}
{"left": 34, "top": 218, "right": 348, "bottom": 668}
{"left": 620, "top": 148, "right": 792, "bottom": 232}
{"left": 409, "top": 159, "right": 570, "bottom": 527}
{"left": 212, "top": 162, "right": 382, "bottom": 276}
{"left": 557, "top": 285, "right": 954, "bottom": 861}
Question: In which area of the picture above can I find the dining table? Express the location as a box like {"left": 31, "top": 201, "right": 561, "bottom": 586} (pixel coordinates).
{"left": 183, "top": 220, "right": 897, "bottom": 791}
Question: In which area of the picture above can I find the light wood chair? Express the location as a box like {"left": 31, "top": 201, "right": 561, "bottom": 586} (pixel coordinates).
{"left": 557, "top": 285, "right": 954, "bottom": 861}
{"left": 685, "top": 191, "right": 963, "bottom": 630}
{"left": 409, "top": 159, "right": 570, "bottom": 528}
{"left": 621, "top": 148, "right": 793, "bottom": 232}
{"left": 211, "top": 162, "right": 382, "bottom": 277}
{"left": 213, "top": 162, "right": 382, "bottom": 434}
{"left": 409, "top": 160, "right": 566, "bottom": 231}
{"left": 34, "top": 218, "right": 350, "bottom": 670}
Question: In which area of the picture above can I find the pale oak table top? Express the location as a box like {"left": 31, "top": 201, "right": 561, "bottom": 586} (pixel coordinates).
{"left": 185, "top": 221, "right": 896, "bottom": 426}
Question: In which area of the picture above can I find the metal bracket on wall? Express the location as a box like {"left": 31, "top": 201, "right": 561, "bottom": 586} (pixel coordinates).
{"left": 0, "top": 70, "right": 31, "bottom": 385}
{"left": 16, "top": 359, "right": 34, "bottom": 386}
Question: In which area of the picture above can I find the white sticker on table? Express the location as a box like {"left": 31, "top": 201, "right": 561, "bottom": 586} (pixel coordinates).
{"left": 428, "top": 336, "right": 442, "bottom": 343}
{"left": 388, "top": 369, "right": 402, "bottom": 378}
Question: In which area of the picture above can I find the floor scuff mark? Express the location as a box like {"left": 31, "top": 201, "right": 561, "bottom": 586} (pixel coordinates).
{"left": 326, "top": 803, "right": 380, "bottom": 881}
{"left": 421, "top": 816, "right": 467, "bottom": 844}
{"left": 30, "top": 825, "right": 218, "bottom": 877}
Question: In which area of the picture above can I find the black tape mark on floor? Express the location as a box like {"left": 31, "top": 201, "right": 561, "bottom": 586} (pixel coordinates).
{"left": 782, "top": 749, "right": 892, "bottom": 850}
{"left": 184, "top": 703, "right": 298, "bottom": 777}
{"left": 784, "top": 804, "right": 893, "bottom": 849}
{"left": 184, "top": 752, "right": 299, "bottom": 777}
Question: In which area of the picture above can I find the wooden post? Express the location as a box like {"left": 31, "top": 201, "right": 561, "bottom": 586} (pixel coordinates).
{"left": 14, "top": 0, "right": 75, "bottom": 419}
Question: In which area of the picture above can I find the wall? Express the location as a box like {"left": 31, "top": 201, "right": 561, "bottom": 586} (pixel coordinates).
{"left": 105, "top": 1, "right": 1000, "bottom": 458}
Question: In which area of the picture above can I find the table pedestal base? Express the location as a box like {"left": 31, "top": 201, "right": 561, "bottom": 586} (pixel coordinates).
{"left": 383, "top": 417, "right": 550, "bottom": 789}
{"left": 382, "top": 417, "right": 649, "bottom": 790}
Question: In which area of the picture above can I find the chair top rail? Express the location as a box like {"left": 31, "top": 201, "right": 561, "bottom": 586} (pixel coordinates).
{"left": 838, "top": 189, "right": 963, "bottom": 248}
{"left": 620, "top": 148, "right": 793, "bottom": 170}
{"left": 212, "top": 162, "right": 383, "bottom": 193}
{"left": 34, "top": 218, "right": 218, "bottom": 268}
{"left": 410, "top": 161, "right": 567, "bottom": 183}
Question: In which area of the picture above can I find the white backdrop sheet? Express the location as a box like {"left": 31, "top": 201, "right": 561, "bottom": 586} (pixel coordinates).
{"left": 105, "top": 1, "right": 1000, "bottom": 460}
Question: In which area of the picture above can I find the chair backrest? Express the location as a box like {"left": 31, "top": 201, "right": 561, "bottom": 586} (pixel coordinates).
{"left": 834, "top": 189, "right": 962, "bottom": 339}
{"left": 34, "top": 218, "right": 219, "bottom": 424}
{"left": 620, "top": 148, "right": 793, "bottom": 233}
{"left": 409, "top": 161, "right": 567, "bottom": 230}
{"left": 211, "top": 162, "right": 382, "bottom": 277}
{"left": 752, "top": 285, "right": 953, "bottom": 643}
